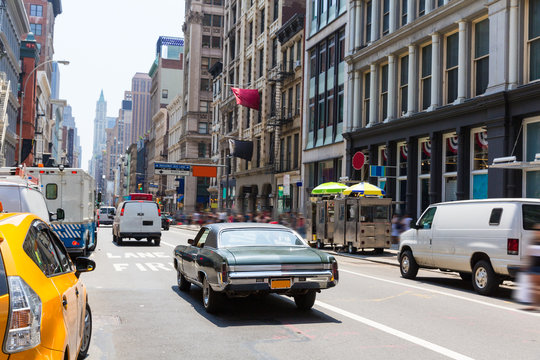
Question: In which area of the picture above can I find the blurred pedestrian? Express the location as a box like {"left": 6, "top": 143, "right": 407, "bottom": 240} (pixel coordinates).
{"left": 401, "top": 213, "right": 412, "bottom": 232}
{"left": 391, "top": 214, "right": 402, "bottom": 244}
{"left": 526, "top": 227, "right": 540, "bottom": 310}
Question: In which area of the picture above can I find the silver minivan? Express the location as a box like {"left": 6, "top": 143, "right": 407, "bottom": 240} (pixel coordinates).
{"left": 112, "top": 200, "right": 161, "bottom": 246}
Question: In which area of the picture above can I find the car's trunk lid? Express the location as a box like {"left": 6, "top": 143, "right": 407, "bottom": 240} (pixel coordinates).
{"left": 223, "top": 246, "right": 324, "bottom": 266}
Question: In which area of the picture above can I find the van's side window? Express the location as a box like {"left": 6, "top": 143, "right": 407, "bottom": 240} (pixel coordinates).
{"left": 45, "top": 184, "right": 57, "bottom": 200}
{"left": 522, "top": 205, "right": 540, "bottom": 230}
{"left": 489, "top": 208, "right": 503, "bottom": 226}
{"left": 418, "top": 207, "right": 437, "bottom": 229}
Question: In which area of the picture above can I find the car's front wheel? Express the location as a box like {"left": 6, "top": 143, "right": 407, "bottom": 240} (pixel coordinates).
{"left": 399, "top": 250, "right": 419, "bottom": 279}
{"left": 77, "top": 303, "right": 92, "bottom": 359}
{"left": 294, "top": 290, "right": 316, "bottom": 310}
{"left": 177, "top": 270, "right": 191, "bottom": 292}
{"left": 202, "top": 277, "right": 221, "bottom": 313}
{"left": 472, "top": 260, "right": 499, "bottom": 295}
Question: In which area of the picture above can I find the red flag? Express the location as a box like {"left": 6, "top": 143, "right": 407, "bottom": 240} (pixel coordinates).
{"left": 231, "top": 87, "right": 260, "bottom": 110}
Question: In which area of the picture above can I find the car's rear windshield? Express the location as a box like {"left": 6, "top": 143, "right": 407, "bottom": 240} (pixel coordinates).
{"left": 522, "top": 204, "right": 540, "bottom": 230}
{"left": 219, "top": 229, "right": 305, "bottom": 248}
{"left": 100, "top": 208, "right": 114, "bottom": 214}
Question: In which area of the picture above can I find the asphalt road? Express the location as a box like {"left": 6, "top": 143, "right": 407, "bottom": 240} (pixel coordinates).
{"left": 82, "top": 226, "right": 540, "bottom": 360}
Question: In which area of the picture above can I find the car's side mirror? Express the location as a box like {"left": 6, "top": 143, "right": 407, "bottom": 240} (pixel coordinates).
{"left": 75, "top": 257, "right": 96, "bottom": 276}
{"left": 56, "top": 208, "right": 65, "bottom": 221}
{"left": 410, "top": 221, "right": 420, "bottom": 230}
{"left": 188, "top": 239, "right": 194, "bottom": 245}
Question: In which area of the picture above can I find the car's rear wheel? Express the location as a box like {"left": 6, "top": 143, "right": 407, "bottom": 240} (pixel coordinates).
{"left": 77, "top": 303, "right": 92, "bottom": 359}
{"left": 202, "top": 277, "right": 221, "bottom": 313}
{"left": 399, "top": 250, "right": 419, "bottom": 279}
{"left": 472, "top": 260, "right": 499, "bottom": 295}
{"left": 294, "top": 290, "right": 316, "bottom": 310}
{"left": 374, "top": 247, "right": 384, "bottom": 255}
{"left": 177, "top": 270, "right": 191, "bottom": 292}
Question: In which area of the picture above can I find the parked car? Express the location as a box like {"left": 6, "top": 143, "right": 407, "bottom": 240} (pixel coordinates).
{"left": 0, "top": 212, "right": 95, "bottom": 359}
{"left": 112, "top": 200, "right": 161, "bottom": 246}
{"left": 173, "top": 223, "right": 339, "bottom": 313}
{"left": 0, "top": 175, "right": 64, "bottom": 223}
{"left": 398, "top": 198, "right": 540, "bottom": 295}
{"left": 97, "top": 206, "right": 116, "bottom": 226}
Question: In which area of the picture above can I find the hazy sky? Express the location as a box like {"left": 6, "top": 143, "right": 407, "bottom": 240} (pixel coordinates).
{"left": 54, "top": 0, "right": 185, "bottom": 170}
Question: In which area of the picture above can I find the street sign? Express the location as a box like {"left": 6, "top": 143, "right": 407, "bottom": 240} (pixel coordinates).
{"left": 154, "top": 162, "right": 191, "bottom": 176}
{"left": 370, "top": 165, "right": 386, "bottom": 177}
{"left": 352, "top": 152, "right": 365, "bottom": 170}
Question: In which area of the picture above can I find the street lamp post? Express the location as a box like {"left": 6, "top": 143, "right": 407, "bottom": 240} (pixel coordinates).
{"left": 18, "top": 59, "right": 69, "bottom": 165}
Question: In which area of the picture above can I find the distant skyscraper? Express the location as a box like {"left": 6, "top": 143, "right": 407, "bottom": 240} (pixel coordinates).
{"left": 51, "top": 62, "right": 60, "bottom": 99}
{"left": 106, "top": 116, "right": 116, "bottom": 129}
{"left": 63, "top": 105, "right": 75, "bottom": 128}
{"left": 92, "top": 90, "right": 107, "bottom": 157}
{"left": 130, "top": 73, "right": 151, "bottom": 144}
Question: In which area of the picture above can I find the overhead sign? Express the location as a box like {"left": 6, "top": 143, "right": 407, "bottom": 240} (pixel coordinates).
{"left": 154, "top": 162, "right": 191, "bottom": 176}
{"left": 352, "top": 152, "right": 365, "bottom": 170}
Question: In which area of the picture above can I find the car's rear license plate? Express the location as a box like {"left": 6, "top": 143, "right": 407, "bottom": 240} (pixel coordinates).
{"left": 271, "top": 279, "right": 291, "bottom": 289}
{"left": 143, "top": 221, "right": 153, "bottom": 226}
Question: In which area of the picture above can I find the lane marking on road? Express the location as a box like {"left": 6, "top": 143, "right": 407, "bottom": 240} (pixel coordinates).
{"left": 315, "top": 300, "right": 474, "bottom": 360}
{"left": 339, "top": 268, "right": 540, "bottom": 317}
{"left": 161, "top": 241, "right": 175, "bottom": 248}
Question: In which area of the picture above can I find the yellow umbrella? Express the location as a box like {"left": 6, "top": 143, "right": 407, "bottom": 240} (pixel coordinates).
{"left": 343, "top": 182, "right": 385, "bottom": 196}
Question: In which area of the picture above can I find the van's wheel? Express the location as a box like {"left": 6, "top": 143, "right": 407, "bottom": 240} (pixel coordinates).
{"left": 294, "top": 290, "right": 316, "bottom": 310}
{"left": 399, "top": 250, "right": 418, "bottom": 279}
{"left": 202, "top": 276, "right": 221, "bottom": 313}
{"left": 348, "top": 243, "right": 357, "bottom": 254}
{"left": 177, "top": 270, "right": 191, "bottom": 292}
{"left": 472, "top": 260, "right": 499, "bottom": 295}
{"left": 77, "top": 303, "right": 92, "bottom": 359}
{"left": 154, "top": 237, "right": 161, "bottom": 246}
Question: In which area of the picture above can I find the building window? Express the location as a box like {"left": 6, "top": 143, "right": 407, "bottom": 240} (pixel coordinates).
{"left": 401, "top": 0, "right": 408, "bottom": 26}
{"left": 381, "top": 0, "right": 390, "bottom": 36}
{"left": 524, "top": 118, "right": 540, "bottom": 197}
{"left": 471, "top": 128, "right": 488, "bottom": 199}
{"left": 399, "top": 55, "right": 409, "bottom": 116}
{"left": 212, "top": 36, "right": 221, "bottom": 49}
{"left": 380, "top": 63, "right": 388, "bottom": 122}
{"left": 297, "top": 40, "right": 302, "bottom": 61}
{"left": 162, "top": 89, "right": 168, "bottom": 99}
{"left": 528, "top": 0, "right": 540, "bottom": 81}
{"left": 201, "top": 57, "right": 210, "bottom": 71}
{"left": 199, "top": 122, "right": 208, "bottom": 134}
{"left": 295, "top": 84, "right": 301, "bottom": 115}
{"left": 293, "top": 133, "right": 299, "bottom": 168}
{"left": 202, "top": 35, "right": 211, "bottom": 48}
{"left": 363, "top": 71, "right": 370, "bottom": 126}
{"left": 365, "top": 1, "right": 372, "bottom": 43}
{"left": 200, "top": 78, "right": 210, "bottom": 92}
{"left": 272, "top": 38, "right": 278, "bottom": 68}
{"left": 396, "top": 142, "right": 408, "bottom": 215}
{"left": 259, "top": 49, "right": 264, "bottom": 77}
{"left": 247, "top": 59, "right": 252, "bottom": 84}
{"left": 417, "top": 0, "right": 425, "bottom": 17}
{"left": 256, "top": 137, "right": 261, "bottom": 167}
{"left": 443, "top": 133, "right": 458, "bottom": 202}
{"left": 260, "top": 9, "right": 265, "bottom": 34}
{"left": 473, "top": 18, "right": 489, "bottom": 96}
{"left": 199, "top": 101, "right": 209, "bottom": 113}
{"left": 420, "top": 44, "right": 432, "bottom": 110}
{"left": 248, "top": 22, "right": 253, "bottom": 44}
{"left": 30, "top": 4, "right": 43, "bottom": 17}
{"left": 203, "top": 14, "right": 212, "bottom": 26}
{"left": 445, "top": 32, "right": 459, "bottom": 104}
{"left": 212, "top": 15, "right": 222, "bottom": 27}
{"left": 273, "top": 0, "right": 279, "bottom": 21}
{"left": 198, "top": 143, "right": 207, "bottom": 158}
{"left": 30, "top": 23, "right": 42, "bottom": 36}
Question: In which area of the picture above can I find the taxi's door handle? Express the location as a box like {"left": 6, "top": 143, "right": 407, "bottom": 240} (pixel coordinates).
{"left": 75, "top": 288, "right": 79, "bottom": 297}
{"left": 62, "top": 296, "right": 68, "bottom": 308}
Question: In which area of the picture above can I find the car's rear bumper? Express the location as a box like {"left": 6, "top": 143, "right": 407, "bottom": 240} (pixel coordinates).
{"left": 119, "top": 232, "right": 161, "bottom": 238}
{"left": 219, "top": 270, "right": 338, "bottom": 293}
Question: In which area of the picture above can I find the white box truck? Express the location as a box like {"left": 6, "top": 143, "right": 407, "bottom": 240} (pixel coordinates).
{"left": 26, "top": 167, "right": 97, "bottom": 257}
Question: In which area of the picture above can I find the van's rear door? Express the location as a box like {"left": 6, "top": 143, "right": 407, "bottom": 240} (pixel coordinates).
{"left": 140, "top": 202, "right": 160, "bottom": 233}
{"left": 122, "top": 202, "right": 143, "bottom": 233}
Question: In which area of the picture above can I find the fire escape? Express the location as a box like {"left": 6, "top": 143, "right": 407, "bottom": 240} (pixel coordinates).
{"left": 0, "top": 74, "right": 10, "bottom": 167}
{"left": 267, "top": 61, "right": 294, "bottom": 173}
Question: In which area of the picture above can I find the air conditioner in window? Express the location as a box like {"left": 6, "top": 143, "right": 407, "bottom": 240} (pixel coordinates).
{"left": 294, "top": 60, "right": 301, "bottom": 68}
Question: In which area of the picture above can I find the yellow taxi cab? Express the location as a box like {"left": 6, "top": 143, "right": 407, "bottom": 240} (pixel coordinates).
{"left": 0, "top": 212, "right": 95, "bottom": 359}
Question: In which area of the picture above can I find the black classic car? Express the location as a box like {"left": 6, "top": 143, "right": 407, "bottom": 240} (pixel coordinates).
{"left": 173, "top": 223, "right": 339, "bottom": 313}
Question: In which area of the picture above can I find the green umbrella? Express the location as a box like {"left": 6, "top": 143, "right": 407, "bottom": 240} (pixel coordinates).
{"left": 311, "top": 182, "right": 348, "bottom": 195}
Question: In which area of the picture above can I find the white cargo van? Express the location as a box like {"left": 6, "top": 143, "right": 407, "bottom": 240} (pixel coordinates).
{"left": 398, "top": 199, "right": 540, "bottom": 295}
{"left": 112, "top": 200, "right": 161, "bottom": 246}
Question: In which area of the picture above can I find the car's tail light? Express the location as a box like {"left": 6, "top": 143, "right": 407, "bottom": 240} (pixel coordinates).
{"left": 158, "top": 208, "right": 161, "bottom": 216}
{"left": 219, "top": 263, "right": 228, "bottom": 283}
{"left": 331, "top": 260, "right": 339, "bottom": 282}
{"left": 507, "top": 238, "right": 519, "bottom": 255}
{"left": 120, "top": 208, "right": 124, "bottom": 216}
{"left": 4, "top": 276, "right": 41, "bottom": 353}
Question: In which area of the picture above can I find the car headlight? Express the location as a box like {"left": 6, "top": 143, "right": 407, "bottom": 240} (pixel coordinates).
{"left": 4, "top": 276, "right": 42, "bottom": 353}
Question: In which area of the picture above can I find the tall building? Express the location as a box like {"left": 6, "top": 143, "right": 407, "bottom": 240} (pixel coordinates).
{"left": 91, "top": 90, "right": 107, "bottom": 179}
{"left": 216, "top": 0, "right": 305, "bottom": 215}
{"left": 130, "top": 72, "right": 151, "bottom": 144}
{"left": 302, "top": 0, "right": 348, "bottom": 213}
{"left": 345, "top": 0, "right": 540, "bottom": 218}
{"left": 0, "top": 0, "right": 29, "bottom": 166}
{"left": 175, "top": 0, "right": 223, "bottom": 213}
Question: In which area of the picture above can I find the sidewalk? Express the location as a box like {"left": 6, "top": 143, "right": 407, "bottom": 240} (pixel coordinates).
{"left": 171, "top": 224, "right": 399, "bottom": 267}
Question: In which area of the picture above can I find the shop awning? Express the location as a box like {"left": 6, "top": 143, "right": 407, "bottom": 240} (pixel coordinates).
{"left": 489, "top": 155, "right": 540, "bottom": 170}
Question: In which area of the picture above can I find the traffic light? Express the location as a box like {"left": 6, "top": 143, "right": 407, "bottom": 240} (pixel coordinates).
{"left": 138, "top": 183, "right": 142, "bottom": 191}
